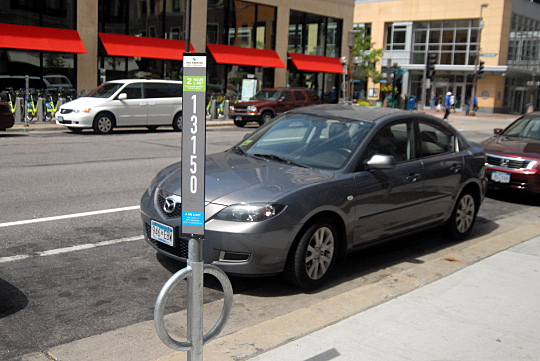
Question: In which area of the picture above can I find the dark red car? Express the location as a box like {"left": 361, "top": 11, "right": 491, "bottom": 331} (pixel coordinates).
{"left": 0, "top": 101, "right": 15, "bottom": 131}
{"left": 480, "top": 112, "right": 540, "bottom": 194}
{"left": 229, "top": 88, "right": 321, "bottom": 127}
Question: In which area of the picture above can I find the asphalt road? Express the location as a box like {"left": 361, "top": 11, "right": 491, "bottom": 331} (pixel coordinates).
{"left": 0, "top": 118, "right": 537, "bottom": 361}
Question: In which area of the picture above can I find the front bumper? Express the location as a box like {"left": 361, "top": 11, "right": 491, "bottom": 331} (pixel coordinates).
{"left": 55, "top": 112, "right": 94, "bottom": 128}
{"left": 485, "top": 166, "right": 540, "bottom": 194}
{"left": 140, "top": 192, "right": 299, "bottom": 276}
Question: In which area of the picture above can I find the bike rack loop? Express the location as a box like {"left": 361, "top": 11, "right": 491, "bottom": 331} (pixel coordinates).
{"left": 154, "top": 257, "right": 233, "bottom": 351}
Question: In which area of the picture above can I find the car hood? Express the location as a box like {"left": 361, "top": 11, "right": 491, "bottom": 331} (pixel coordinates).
{"left": 157, "top": 151, "right": 335, "bottom": 204}
{"left": 481, "top": 136, "right": 540, "bottom": 158}
{"left": 59, "top": 97, "right": 106, "bottom": 110}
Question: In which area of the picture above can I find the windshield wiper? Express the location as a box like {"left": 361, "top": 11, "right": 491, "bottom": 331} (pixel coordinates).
{"left": 252, "top": 153, "right": 311, "bottom": 168}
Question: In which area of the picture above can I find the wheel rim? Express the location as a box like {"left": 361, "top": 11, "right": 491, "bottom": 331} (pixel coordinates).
{"left": 97, "top": 117, "right": 112, "bottom": 133}
{"left": 305, "top": 226, "right": 335, "bottom": 280}
{"left": 455, "top": 194, "right": 475, "bottom": 234}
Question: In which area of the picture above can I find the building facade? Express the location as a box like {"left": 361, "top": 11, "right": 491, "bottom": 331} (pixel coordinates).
{"left": 354, "top": 0, "right": 540, "bottom": 113}
{"left": 0, "top": 0, "right": 354, "bottom": 104}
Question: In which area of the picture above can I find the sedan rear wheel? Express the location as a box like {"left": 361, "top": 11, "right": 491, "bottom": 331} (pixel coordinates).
{"left": 446, "top": 190, "right": 477, "bottom": 240}
{"left": 284, "top": 219, "right": 337, "bottom": 289}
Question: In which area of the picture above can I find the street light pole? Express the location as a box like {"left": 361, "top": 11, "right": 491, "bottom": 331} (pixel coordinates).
{"left": 469, "top": 3, "right": 488, "bottom": 116}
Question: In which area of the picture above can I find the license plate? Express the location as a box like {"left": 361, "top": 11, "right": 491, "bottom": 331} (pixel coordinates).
{"left": 491, "top": 171, "right": 511, "bottom": 183}
{"left": 151, "top": 220, "right": 174, "bottom": 246}
{"left": 235, "top": 116, "right": 242, "bottom": 121}
{"left": 57, "top": 115, "right": 63, "bottom": 122}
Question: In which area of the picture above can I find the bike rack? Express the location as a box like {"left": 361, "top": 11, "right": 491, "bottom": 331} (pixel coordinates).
{"left": 154, "top": 237, "right": 233, "bottom": 358}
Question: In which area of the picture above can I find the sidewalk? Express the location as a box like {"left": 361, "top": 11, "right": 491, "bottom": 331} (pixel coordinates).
{"left": 249, "top": 235, "right": 540, "bottom": 361}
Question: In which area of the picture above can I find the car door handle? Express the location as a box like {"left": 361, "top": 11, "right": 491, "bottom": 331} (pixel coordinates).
{"left": 450, "top": 164, "right": 463, "bottom": 174}
{"left": 406, "top": 173, "right": 422, "bottom": 182}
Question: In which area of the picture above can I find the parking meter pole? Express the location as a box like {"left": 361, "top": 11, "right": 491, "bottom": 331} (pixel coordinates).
{"left": 187, "top": 237, "right": 204, "bottom": 361}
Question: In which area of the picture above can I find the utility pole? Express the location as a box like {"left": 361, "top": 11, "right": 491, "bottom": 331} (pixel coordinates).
{"left": 469, "top": 3, "right": 488, "bottom": 116}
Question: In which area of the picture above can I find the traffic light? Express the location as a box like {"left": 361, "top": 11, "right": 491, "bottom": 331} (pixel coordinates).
{"left": 477, "top": 61, "right": 485, "bottom": 79}
{"left": 426, "top": 53, "right": 437, "bottom": 80}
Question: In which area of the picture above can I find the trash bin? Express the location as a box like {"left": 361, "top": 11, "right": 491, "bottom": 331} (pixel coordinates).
{"left": 406, "top": 96, "right": 417, "bottom": 110}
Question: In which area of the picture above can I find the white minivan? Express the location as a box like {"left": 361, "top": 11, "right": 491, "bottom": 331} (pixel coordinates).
{"left": 55, "top": 79, "right": 183, "bottom": 134}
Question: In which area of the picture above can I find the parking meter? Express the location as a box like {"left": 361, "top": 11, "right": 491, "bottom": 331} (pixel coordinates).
{"left": 154, "top": 53, "right": 233, "bottom": 361}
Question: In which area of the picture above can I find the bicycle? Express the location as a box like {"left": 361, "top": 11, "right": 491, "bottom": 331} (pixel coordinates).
{"left": 44, "top": 88, "right": 61, "bottom": 121}
{"left": 25, "top": 89, "right": 39, "bottom": 121}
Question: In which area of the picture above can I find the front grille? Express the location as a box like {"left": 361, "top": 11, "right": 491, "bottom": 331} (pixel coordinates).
{"left": 145, "top": 223, "right": 189, "bottom": 258}
{"left": 60, "top": 109, "right": 73, "bottom": 114}
{"left": 487, "top": 154, "right": 533, "bottom": 170}
{"left": 157, "top": 193, "right": 182, "bottom": 218}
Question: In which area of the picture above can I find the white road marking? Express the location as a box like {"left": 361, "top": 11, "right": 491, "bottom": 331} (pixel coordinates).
{"left": 0, "top": 235, "right": 144, "bottom": 264}
{"left": 0, "top": 206, "right": 140, "bottom": 228}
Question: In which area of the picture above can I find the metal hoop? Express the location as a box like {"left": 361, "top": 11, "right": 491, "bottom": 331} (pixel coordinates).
{"left": 154, "top": 265, "right": 233, "bottom": 351}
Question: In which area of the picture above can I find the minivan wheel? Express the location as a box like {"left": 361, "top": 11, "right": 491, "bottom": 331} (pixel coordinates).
{"left": 445, "top": 189, "right": 478, "bottom": 240}
{"left": 284, "top": 219, "right": 338, "bottom": 289}
{"left": 93, "top": 112, "right": 115, "bottom": 134}
{"left": 172, "top": 112, "right": 182, "bottom": 131}
{"left": 259, "top": 111, "right": 273, "bottom": 126}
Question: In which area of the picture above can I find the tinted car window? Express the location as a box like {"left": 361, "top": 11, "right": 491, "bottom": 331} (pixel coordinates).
{"left": 121, "top": 83, "right": 143, "bottom": 99}
{"left": 280, "top": 91, "right": 293, "bottom": 101}
{"left": 169, "top": 84, "right": 182, "bottom": 97}
{"left": 367, "top": 122, "right": 412, "bottom": 162}
{"left": 145, "top": 83, "right": 171, "bottom": 98}
{"left": 418, "top": 121, "right": 455, "bottom": 156}
{"left": 294, "top": 91, "right": 306, "bottom": 101}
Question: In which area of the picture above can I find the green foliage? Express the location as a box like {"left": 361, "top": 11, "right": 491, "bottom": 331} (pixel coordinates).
{"left": 350, "top": 27, "right": 383, "bottom": 84}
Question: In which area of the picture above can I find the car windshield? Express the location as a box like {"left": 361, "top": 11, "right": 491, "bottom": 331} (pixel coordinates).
{"left": 502, "top": 116, "right": 540, "bottom": 140}
{"left": 251, "top": 90, "right": 279, "bottom": 101}
{"left": 235, "top": 113, "right": 373, "bottom": 170}
{"left": 87, "top": 83, "right": 123, "bottom": 98}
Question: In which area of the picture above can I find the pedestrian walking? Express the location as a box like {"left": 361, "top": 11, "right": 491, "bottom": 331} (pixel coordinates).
{"left": 430, "top": 91, "right": 436, "bottom": 109}
{"left": 443, "top": 91, "right": 452, "bottom": 120}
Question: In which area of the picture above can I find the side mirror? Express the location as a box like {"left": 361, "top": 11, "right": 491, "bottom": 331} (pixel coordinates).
{"left": 365, "top": 154, "right": 396, "bottom": 170}
{"left": 118, "top": 93, "right": 127, "bottom": 100}
{"left": 278, "top": 96, "right": 285, "bottom": 102}
{"left": 494, "top": 128, "right": 503, "bottom": 135}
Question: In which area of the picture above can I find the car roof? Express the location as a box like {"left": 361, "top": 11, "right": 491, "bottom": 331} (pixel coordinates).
{"left": 288, "top": 104, "right": 414, "bottom": 123}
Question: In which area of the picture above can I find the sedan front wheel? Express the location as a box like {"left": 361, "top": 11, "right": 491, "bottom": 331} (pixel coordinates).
{"left": 284, "top": 219, "right": 338, "bottom": 289}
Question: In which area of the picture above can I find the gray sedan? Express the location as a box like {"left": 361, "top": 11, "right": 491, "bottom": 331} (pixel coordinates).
{"left": 141, "top": 105, "right": 486, "bottom": 289}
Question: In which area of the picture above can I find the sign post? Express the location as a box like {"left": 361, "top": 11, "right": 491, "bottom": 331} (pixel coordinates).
{"left": 182, "top": 53, "right": 207, "bottom": 361}
{"left": 154, "top": 53, "right": 233, "bottom": 361}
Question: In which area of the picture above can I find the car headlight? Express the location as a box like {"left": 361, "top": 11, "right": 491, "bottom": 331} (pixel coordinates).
{"left": 214, "top": 203, "right": 286, "bottom": 222}
{"left": 73, "top": 108, "right": 92, "bottom": 113}
{"left": 247, "top": 105, "right": 257, "bottom": 112}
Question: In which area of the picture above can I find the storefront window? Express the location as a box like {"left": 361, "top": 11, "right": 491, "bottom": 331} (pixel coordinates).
{"left": 98, "top": 0, "right": 185, "bottom": 81}
{"left": 411, "top": 19, "right": 481, "bottom": 66}
{"left": 0, "top": 1, "right": 77, "bottom": 91}
{"left": 289, "top": 11, "right": 342, "bottom": 56}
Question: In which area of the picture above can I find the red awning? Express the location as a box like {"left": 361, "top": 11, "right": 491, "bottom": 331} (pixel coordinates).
{"left": 206, "top": 43, "right": 286, "bottom": 68}
{"left": 99, "top": 33, "right": 194, "bottom": 61}
{"left": 288, "top": 53, "right": 343, "bottom": 74}
{"left": 0, "top": 23, "right": 86, "bottom": 53}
